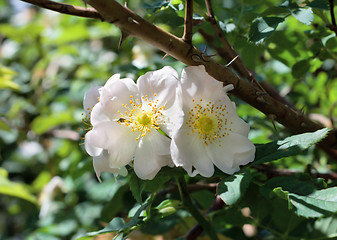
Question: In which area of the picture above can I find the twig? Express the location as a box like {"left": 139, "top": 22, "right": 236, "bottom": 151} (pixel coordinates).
{"left": 182, "top": 0, "right": 193, "bottom": 43}
{"left": 20, "top": 0, "right": 102, "bottom": 19}
{"left": 254, "top": 165, "right": 337, "bottom": 181}
{"left": 176, "top": 176, "right": 219, "bottom": 240}
{"left": 204, "top": 0, "right": 266, "bottom": 93}
{"left": 329, "top": 0, "right": 337, "bottom": 31}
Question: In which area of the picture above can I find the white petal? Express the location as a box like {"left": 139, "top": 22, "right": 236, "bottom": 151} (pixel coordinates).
{"left": 137, "top": 66, "right": 179, "bottom": 108}
{"left": 90, "top": 103, "right": 110, "bottom": 126}
{"left": 88, "top": 122, "right": 139, "bottom": 168}
{"left": 206, "top": 133, "right": 255, "bottom": 174}
{"left": 99, "top": 77, "right": 139, "bottom": 120}
{"left": 134, "top": 131, "right": 172, "bottom": 180}
{"left": 171, "top": 127, "right": 214, "bottom": 177}
{"left": 93, "top": 150, "right": 119, "bottom": 182}
{"left": 181, "top": 65, "right": 225, "bottom": 102}
{"left": 83, "top": 86, "right": 101, "bottom": 115}
{"left": 84, "top": 130, "right": 103, "bottom": 157}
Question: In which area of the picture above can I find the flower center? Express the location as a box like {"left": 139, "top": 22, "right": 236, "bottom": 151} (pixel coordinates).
{"left": 185, "top": 98, "right": 232, "bottom": 146}
{"left": 197, "top": 116, "right": 215, "bottom": 134}
{"left": 137, "top": 112, "right": 152, "bottom": 127}
{"left": 117, "top": 94, "right": 166, "bottom": 141}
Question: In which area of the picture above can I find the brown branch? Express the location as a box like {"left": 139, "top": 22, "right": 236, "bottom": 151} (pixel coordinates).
{"left": 198, "top": 29, "right": 296, "bottom": 109}
{"left": 204, "top": 0, "right": 266, "bottom": 93}
{"left": 20, "top": 0, "right": 102, "bottom": 19}
{"left": 254, "top": 164, "right": 337, "bottom": 181}
{"left": 182, "top": 0, "right": 193, "bottom": 43}
{"left": 29, "top": 0, "right": 337, "bottom": 149}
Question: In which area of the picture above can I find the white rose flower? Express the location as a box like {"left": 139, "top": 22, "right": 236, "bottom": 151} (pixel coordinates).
{"left": 84, "top": 67, "right": 180, "bottom": 180}
{"left": 171, "top": 65, "right": 255, "bottom": 177}
{"left": 83, "top": 86, "right": 127, "bottom": 182}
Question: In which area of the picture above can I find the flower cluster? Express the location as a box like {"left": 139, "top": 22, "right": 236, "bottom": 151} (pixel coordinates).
{"left": 84, "top": 65, "right": 255, "bottom": 180}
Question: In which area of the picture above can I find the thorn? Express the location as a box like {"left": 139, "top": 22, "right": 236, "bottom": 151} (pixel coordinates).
{"left": 119, "top": 30, "right": 129, "bottom": 50}
{"left": 299, "top": 106, "right": 305, "bottom": 115}
{"left": 124, "top": 1, "right": 127, "bottom": 7}
{"left": 191, "top": 54, "right": 203, "bottom": 63}
{"left": 225, "top": 55, "right": 239, "bottom": 67}
{"left": 162, "top": 53, "right": 169, "bottom": 60}
{"left": 268, "top": 114, "right": 277, "bottom": 130}
{"left": 203, "top": 46, "right": 208, "bottom": 54}
{"left": 201, "top": 53, "right": 216, "bottom": 62}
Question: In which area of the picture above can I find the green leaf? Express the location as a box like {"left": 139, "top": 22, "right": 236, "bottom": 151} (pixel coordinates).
{"left": 0, "top": 170, "right": 37, "bottom": 204}
{"left": 265, "top": 175, "right": 337, "bottom": 218}
{"left": 0, "top": 65, "right": 19, "bottom": 91}
{"left": 31, "top": 111, "right": 77, "bottom": 135}
{"left": 306, "top": 0, "right": 329, "bottom": 10}
{"left": 289, "top": 187, "right": 337, "bottom": 218}
{"left": 217, "top": 169, "right": 252, "bottom": 205}
{"left": 251, "top": 128, "right": 329, "bottom": 166}
{"left": 0, "top": 118, "right": 11, "bottom": 132}
{"left": 129, "top": 171, "right": 145, "bottom": 203}
{"left": 292, "top": 59, "right": 311, "bottom": 78}
{"left": 249, "top": 17, "right": 284, "bottom": 42}
{"left": 291, "top": 8, "right": 314, "bottom": 25}
{"left": 76, "top": 203, "right": 148, "bottom": 240}
{"left": 277, "top": 128, "right": 330, "bottom": 150}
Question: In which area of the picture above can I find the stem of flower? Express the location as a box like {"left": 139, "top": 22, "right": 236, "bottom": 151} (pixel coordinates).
{"left": 175, "top": 176, "right": 219, "bottom": 240}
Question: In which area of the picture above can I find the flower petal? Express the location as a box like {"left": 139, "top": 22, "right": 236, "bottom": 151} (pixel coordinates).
{"left": 83, "top": 86, "right": 100, "bottom": 115}
{"left": 93, "top": 150, "right": 119, "bottom": 182}
{"left": 171, "top": 127, "right": 214, "bottom": 177}
{"left": 206, "top": 133, "right": 255, "bottom": 174}
{"left": 137, "top": 66, "right": 179, "bottom": 109}
{"left": 181, "top": 65, "right": 225, "bottom": 102}
{"left": 84, "top": 130, "right": 103, "bottom": 157}
{"left": 134, "top": 131, "right": 172, "bottom": 180}
{"left": 88, "top": 122, "right": 139, "bottom": 168}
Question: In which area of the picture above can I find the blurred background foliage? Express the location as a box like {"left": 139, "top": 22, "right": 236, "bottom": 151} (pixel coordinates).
{"left": 0, "top": 0, "right": 337, "bottom": 239}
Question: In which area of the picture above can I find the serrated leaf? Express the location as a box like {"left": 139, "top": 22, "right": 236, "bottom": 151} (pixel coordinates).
{"left": 217, "top": 169, "right": 252, "bottom": 205}
{"left": 129, "top": 171, "right": 145, "bottom": 203}
{"left": 249, "top": 17, "right": 284, "bottom": 42}
{"left": 289, "top": 187, "right": 337, "bottom": 218}
{"left": 291, "top": 8, "right": 314, "bottom": 25}
{"left": 251, "top": 128, "right": 329, "bottom": 166}
{"left": 277, "top": 128, "right": 329, "bottom": 150}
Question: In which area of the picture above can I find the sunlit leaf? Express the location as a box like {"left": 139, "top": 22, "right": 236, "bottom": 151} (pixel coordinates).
{"left": 0, "top": 170, "right": 37, "bottom": 204}
{"left": 31, "top": 111, "right": 77, "bottom": 135}
{"left": 217, "top": 169, "right": 252, "bottom": 205}
{"left": 249, "top": 17, "right": 284, "bottom": 42}
{"left": 251, "top": 128, "right": 329, "bottom": 166}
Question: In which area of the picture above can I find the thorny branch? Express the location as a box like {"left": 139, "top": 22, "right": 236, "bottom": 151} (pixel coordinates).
{"left": 20, "top": 0, "right": 337, "bottom": 150}
{"left": 20, "top": 0, "right": 101, "bottom": 19}
{"left": 204, "top": 0, "right": 266, "bottom": 93}
{"left": 182, "top": 0, "right": 193, "bottom": 43}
